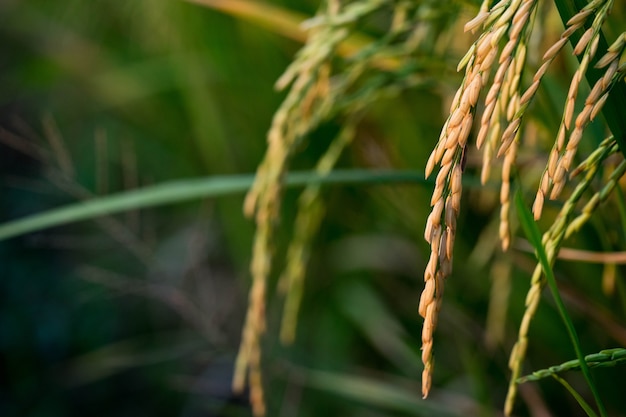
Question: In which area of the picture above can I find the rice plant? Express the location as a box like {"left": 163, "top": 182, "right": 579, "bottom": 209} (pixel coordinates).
{"left": 1, "top": 0, "right": 626, "bottom": 416}
{"left": 235, "top": 0, "right": 626, "bottom": 415}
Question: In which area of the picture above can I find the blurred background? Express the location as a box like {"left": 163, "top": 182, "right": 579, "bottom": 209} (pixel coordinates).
{"left": 1, "top": 1, "right": 626, "bottom": 416}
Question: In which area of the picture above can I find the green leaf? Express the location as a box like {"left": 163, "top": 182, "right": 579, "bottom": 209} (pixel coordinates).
{"left": 0, "top": 169, "right": 498, "bottom": 243}
{"left": 552, "top": 374, "right": 599, "bottom": 417}
{"left": 0, "top": 170, "right": 435, "bottom": 242}
{"left": 514, "top": 188, "right": 607, "bottom": 417}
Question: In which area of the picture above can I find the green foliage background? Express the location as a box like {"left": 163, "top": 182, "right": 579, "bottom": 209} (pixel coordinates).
{"left": 1, "top": 1, "right": 625, "bottom": 416}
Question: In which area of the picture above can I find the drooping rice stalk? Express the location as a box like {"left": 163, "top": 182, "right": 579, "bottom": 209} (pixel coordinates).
{"left": 238, "top": 0, "right": 626, "bottom": 414}
{"left": 236, "top": 1, "right": 445, "bottom": 413}
{"left": 421, "top": 0, "right": 540, "bottom": 398}
{"left": 505, "top": 137, "right": 623, "bottom": 415}
{"left": 422, "top": 0, "right": 626, "bottom": 411}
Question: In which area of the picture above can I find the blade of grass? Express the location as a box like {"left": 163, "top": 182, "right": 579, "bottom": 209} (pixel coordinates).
{"left": 551, "top": 374, "right": 599, "bottom": 417}
{"left": 0, "top": 170, "right": 496, "bottom": 242}
{"left": 0, "top": 170, "right": 427, "bottom": 242}
{"left": 514, "top": 189, "right": 607, "bottom": 417}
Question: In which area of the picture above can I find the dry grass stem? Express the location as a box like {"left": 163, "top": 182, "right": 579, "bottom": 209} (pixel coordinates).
{"left": 516, "top": 240, "right": 626, "bottom": 264}
{"left": 42, "top": 114, "right": 75, "bottom": 178}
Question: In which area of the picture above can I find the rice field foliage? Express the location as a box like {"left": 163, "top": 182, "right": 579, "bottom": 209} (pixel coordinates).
{"left": 1, "top": 0, "right": 626, "bottom": 417}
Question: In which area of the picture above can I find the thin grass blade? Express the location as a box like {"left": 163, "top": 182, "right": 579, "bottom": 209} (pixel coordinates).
{"left": 551, "top": 374, "right": 599, "bottom": 417}
{"left": 514, "top": 188, "right": 607, "bottom": 417}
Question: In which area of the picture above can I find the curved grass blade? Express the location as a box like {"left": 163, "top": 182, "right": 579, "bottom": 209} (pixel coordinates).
{"left": 514, "top": 188, "right": 607, "bottom": 417}
{"left": 0, "top": 170, "right": 439, "bottom": 242}
{"left": 551, "top": 374, "right": 599, "bottom": 417}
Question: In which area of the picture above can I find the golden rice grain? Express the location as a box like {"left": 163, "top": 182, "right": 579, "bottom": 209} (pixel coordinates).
{"left": 543, "top": 37, "right": 569, "bottom": 60}
{"left": 464, "top": 10, "right": 490, "bottom": 33}
{"left": 573, "top": 27, "right": 594, "bottom": 55}
{"left": 532, "top": 190, "right": 545, "bottom": 220}
{"left": 566, "top": 7, "right": 594, "bottom": 26}
{"left": 591, "top": 93, "right": 610, "bottom": 120}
